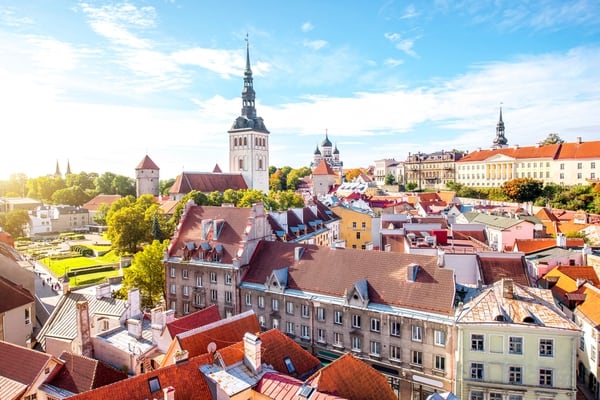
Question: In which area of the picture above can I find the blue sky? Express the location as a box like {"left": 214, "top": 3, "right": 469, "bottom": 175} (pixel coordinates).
{"left": 1, "top": 0, "right": 600, "bottom": 181}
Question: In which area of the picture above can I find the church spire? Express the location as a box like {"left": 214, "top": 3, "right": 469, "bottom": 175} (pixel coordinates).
{"left": 66, "top": 159, "right": 72, "bottom": 175}
{"left": 241, "top": 34, "right": 256, "bottom": 120}
{"left": 55, "top": 160, "right": 62, "bottom": 179}
{"left": 493, "top": 105, "right": 508, "bottom": 148}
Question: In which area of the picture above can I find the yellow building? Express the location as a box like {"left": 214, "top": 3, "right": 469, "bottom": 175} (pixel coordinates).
{"left": 456, "top": 279, "right": 581, "bottom": 400}
{"left": 331, "top": 205, "right": 374, "bottom": 250}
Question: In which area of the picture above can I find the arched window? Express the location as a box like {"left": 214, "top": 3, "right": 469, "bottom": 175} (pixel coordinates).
{"left": 243, "top": 137, "right": 247, "bottom": 146}
{"left": 259, "top": 158, "right": 263, "bottom": 170}
{"left": 234, "top": 138, "right": 238, "bottom": 146}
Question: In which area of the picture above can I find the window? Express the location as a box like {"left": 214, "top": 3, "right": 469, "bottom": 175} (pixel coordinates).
{"left": 470, "top": 391, "right": 483, "bottom": 400}
{"left": 471, "top": 334, "right": 484, "bottom": 351}
{"left": 390, "top": 321, "right": 401, "bottom": 337}
{"left": 509, "top": 396, "right": 523, "bottom": 400}
{"left": 148, "top": 376, "right": 161, "bottom": 393}
{"left": 170, "top": 267, "right": 175, "bottom": 278}
{"left": 470, "top": 362, "right": 483, "bottom": 380}
{"left": 170, "top": 284, "right": 176, "bottom": 294}
{"left": 210, "top": 289, "right": 218, "bottom": 302}
{"left": 371, "top": 318, "right": 381, "bottom": 332}
{"left": 435, "top": 355, "right": 445, "bottom": 371}
{"left": 316, "top": 307, "right": 325, "bottom": 321}
{"left": 317, "top": 328, "right": 326, "bottom": 343}
{"left": 352, "top": 222, "right": 357, "bottom": 229}
{"left": 245, "top": 293, "right": 252, "bottom": 306}
{"left": 286, "top": 321, "right": 295, "bottom": 335}
{"left": 195, "top": 274, "right": 203, "bottom": 287}
{"left": 210, "top": 272, "right": 217, "bottom": 283}
{"left": 286, "top": 301, "right": 294, "bottom": 315}
{"left": 509, "top": 337, "right": 523, "bottom": 354}
{"left": 301, "top": 304, "right": 310, "bottom": 318}
{"left": 258, "top": 315, "right": 266, "bottom": 328}
{"left": 539, "top": 368, "right": 553, "bottom": 386}
{"left": 560, "top": 163, "right": 564, "bottom": 170}
{"left": 411, "top": 350, "right": 423, "bottom": 366}
{"left": 182, "top": 269, "right": 189, "bottom": 279}
{"left": 182, "top": 285, "right": 189, "bottom": 296}
{"left": 238, "top": 159, "right": 243, "bottom": 170}
{"left": 224, "top": 273, "right": 232, "bottom": 285}
{"left": 301, "top": 325, "right": 310, "bottom": 339}
{"left": 578, "top": 162, "right": 583, "bottom": 169}
{"left": 390, "top": 345, "right": 401, "bottom": 360}
{"left": 272, "top": 318, "right": 279, "bottom": 329}
{"left": 592, "top": 162, "right": 596, "bottom": 169}
{"left": 24, "top": 308, "right": 30, "bottom": 325}
{"left": 272, "top": 299, "right": 279, "bottom": 311}
{"left": 356, "top": 232, "right": 361, "bottom": 239}
{"left": 351, "top": 335, "right": 361, "bottom": 351}
{"left": 258, "top": 295, "right": 265, "bottom": 308}
{"left": 183, "top": 302, "right": 189, "bottom": 314}
{"left": 578, "top": 173, "right": 583, "bottom": 179}
{"left": 539, "top": 339, "right": 553, "bottom": 357}
{"left": 434, "top": 330, "right": 446, "bottom": 346}
{"left": 224, "top": 291, "right": 232, "bottom": 304}
{"left": 334, "top": 310, "right": 343, "bottom": 325}
{"left": 361, "top": 221, "right": 366, "bottom": 229}
{"left": 509, "top": 366, "right": 522, "bottom": 384}
{"left": 489, "top": 393, "right": 502, "bottom": 400}
{"left": 370, "top": 341, "right": 381, "bottom": 356}
{"left": 169, "top": 300, "right": 175, "bottom": 311}
{"left": 333, "top": 332, "right": 343, "bottom": 347}
{"left": 412, "top": 325, "right": 422, "bottom": 342}
{"left": 194, "top": 293, "right": 203, "bottom": 306}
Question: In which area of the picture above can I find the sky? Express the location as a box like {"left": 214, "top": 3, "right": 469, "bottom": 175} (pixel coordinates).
{"left": 1, "top": 0, "right": 600, "bottom": 181}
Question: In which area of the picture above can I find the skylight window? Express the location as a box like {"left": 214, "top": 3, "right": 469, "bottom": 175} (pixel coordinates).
{"left": 148, "top": 377, "right": 161, "bottom": 393}
{"left": 283, "top": 356, "right": 296, "bottom": 374}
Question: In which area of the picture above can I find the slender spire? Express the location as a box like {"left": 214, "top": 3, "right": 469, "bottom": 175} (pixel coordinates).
{"left": 241, "top": 34, "right": 256, "bottom": 119}
{"left": 55, "top": 160, "right": 61, "bottom": 179}
{"left": 493, "top": 104, "right": 508, "bottom": 148}
{"left": 66, "top": 159, "right": 72, "bottom": 175}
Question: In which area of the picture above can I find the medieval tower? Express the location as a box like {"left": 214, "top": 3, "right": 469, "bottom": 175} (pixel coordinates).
{"left": 228, "top": 38, "right": 270, "bottom": 193}
{"left": 135, "top": 155, "right": 160, "bottom": 197}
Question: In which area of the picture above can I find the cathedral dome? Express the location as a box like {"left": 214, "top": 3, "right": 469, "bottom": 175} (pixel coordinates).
{"left": 321, "top": 133, "right": 332, "bottom": 147}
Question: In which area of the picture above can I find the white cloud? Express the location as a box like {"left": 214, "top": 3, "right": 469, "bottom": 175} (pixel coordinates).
{"left": 0, "top": 6, "right": 33, "bottom": 27}
{"left": 384, "top": 32, "right": 418, "bottom": 57}
{"left": 400, "top": 4, "right": 419, "bottom": 19}
{"left": 303, "top": 39, "right": 328, "bottom": 50}
{"left": 301, "top": 21, "right": 314, "bottom": 32}
{"left": 384, "top": 58, "right": 404, "bottom": 67}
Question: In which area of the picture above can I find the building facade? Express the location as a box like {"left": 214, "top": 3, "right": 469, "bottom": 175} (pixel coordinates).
{"left": 331, "top": 204, "right": 375, "bottom": 250}
{"left": 228, "top": 39, "right": 270, "bottom": 194}
{"left": 404, "top": 151, "right": 463, "bottom": 191}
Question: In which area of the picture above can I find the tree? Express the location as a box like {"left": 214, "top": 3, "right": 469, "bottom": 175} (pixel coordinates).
{"left": 405, "top": 182, "right": 418, "bottom": 191}
{"left": 286, "top": 169, "right": 301, "bottom": 191}
{"left": 106, "top": 195, "right": 157, "bottom": 255}
{"left": 159, "top": 178, "right": 176, "bottom": 195}
{"left": 501, "top": 178, "right": 543, "bottom": 203}
{"left": 345, "top": 168, "right": 362, "bottom": 182}
{"left": 26, "top": 176, "right": 66, "bottom": 202}
{"left": 267, "top": 190, "right": 304, "bottom": 211}
{"left": 112, "top": 175, "right": 136, "bottom": 196}
{"left": 121, "top": 240, "right": 167, "bottom": 308}
{"left": 94, "top": 172, "right": 117, "bottom": 194}
{"left": 151, "top": 213, "right": 165, "bottom": 242}
{"left": 384, "top": 173, "right": 396, "bottom": 185}
{"left": 269, "top": 169, "right": 283, "bottom": 192}
{"left": 66, "top": 172, "right": 97, "bottom": 191}
{"left": 237, "top": 189, "right": 267, "bottom": 208}
{"left": 51, "top": 186, "right": 92, "bottom": 206}
{"left": 538, "top": 133, "right": 564, "bottom": 146}
{"left": 0, "top": 209, "right": 30, "bottom": 238}
{"left": 94, "top": 203, "right": 110, "bottom": 225}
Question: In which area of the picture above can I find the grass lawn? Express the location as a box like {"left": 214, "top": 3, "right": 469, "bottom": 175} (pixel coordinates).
{"left": 70, "top": 269, "right": 123, "bottom": 287}
{"left": 41, "top": 250, "right": 122, "bottom": 276}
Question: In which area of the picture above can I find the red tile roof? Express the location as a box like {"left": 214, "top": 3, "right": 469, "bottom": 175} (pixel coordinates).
{"left": 168, "top": 171, "right": 248, "bottom": 195}
{"left": 556, "top": 140, "right": 600, "bottom": 159}
{"left": 82, "top": 195, "right": 122, "bottom": 212}
{"left": 0, "top": 276, "right": 34, "bottom": 313}
{"left": 0, "top": 340, "right": 56, "bottom": 385}
{"left": 166, "top": 304, "right": 221, "bottom": 337}
{"left": 478, "top": 253, "right": 530, "bottom": 286}
{"left": 512, "top": 238, "right": 585, "bottom": 253}
{"left": 305, "top": 353, "right": 397, "bottom": 400}
{"left": 48, "top": 352, "right": 128, "bottom": 394}
{"left": 257, "top": 372, "right": 344, "bottom": 400}
{"left": 135, "top": 154, "right": 160, "bottom": 170}
{"left": 244, "top": 241, "right": 456, "bottom": 315}
{"left": 458, "top": 144, "right": 561, "bottom": 162}
{"left": 313, "top": 159, "right": 336, "bottom": 176}
{"left": 68, "top": 353, "right": 213, "bottom": 400}
{"left": 258, "top": 329, "right": 321, "bottom": 378}
{"left": 577, "top": 284, "right": 600, "bottom": 326}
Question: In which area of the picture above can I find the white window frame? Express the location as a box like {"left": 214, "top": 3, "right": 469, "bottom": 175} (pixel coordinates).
{"left": 351, "top": 335, "right": 361, "bottom": 351}
{"left": 182, "top": 285, "right": 189, "bottom": 296}
{"left": 301, "top": 304, "right": 310, "bottom": 318}
{"left": 334, "top": 310, "right": 343, "bottom": 325}
{"left": 389, "top": 345, "right": 401, "bottom": 361}
{"left": 316, "top": 307, "right": 325, "bottom": 321}
{"left": 224, "top": 291, "right": 232, "bottom": 304}
{"left": 352, "top": 314, "right": 361, "bottom": 328}
{"left": 286, "top": 301, "right": 294, "bottom": 315}
{"left": 317, "top": 328, "right": 326, "bottom": 344}
{"left": 301, "top": 325, "right": 310, "bottom": 339}
{"left": 170, "top": 284, "right": 176, "bottom": 294}
{"left": 210, "top": 272, "right": 217, "bottom": 283}
{"left": 371, "top": 318, "right": 381, "bottom": 332}
{"left": 170, "top": 267, "right": 176, "bottom": 278}
{"left": 434, "top": 355, "right": 445, "bottom": 371}
{"left": 245, "top": 293, "right": 252, "bottom": 306}
{"left": 434, "top": 329, "right": 446, "bottom": 346}
{"left": 224, "top": 272, "right": 232, "bottom": 285}
{"left": 272, "top": 298, "right": 279, "bottom": 311}
{"left": 370, "top": 341, "right": 381, "bottom": 356}
{"left": 258, "top": 295, "right": 265, "bottom": 309}
{"left": 412, "top": 325, "right": 422, "bottom": 342}
{"left": 390, "top": 321, "right": 400, "bottom": 337}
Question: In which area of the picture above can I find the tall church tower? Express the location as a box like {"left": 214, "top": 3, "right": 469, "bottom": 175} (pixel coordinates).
{"left": 492, "top": 106, "right": 508, "bottom": 148}
{"left": 228, "top": 37, "right": 270, "bottom": 193}
{"left": 135, "top": 155, "right": 160, "bottom": 197}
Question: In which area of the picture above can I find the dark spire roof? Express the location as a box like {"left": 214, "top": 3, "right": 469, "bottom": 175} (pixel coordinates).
{"left": 333, "top": 144, "right": 339, "bottom": 154}
{"left": 66, "top": 160, "right": 72, "bottom": 175}
{"left": 55, "top": 160, "right": 61, "bottom": 178}
{"left": 313, "top": 144, "right": 321, "bottom": 155}
{"left": 212, "top": 164, "right": 222, "bottom": 173}
{"left": 321, "top": 130, "right": 332, "bottom": 147}
{"left": 229, "top": 35, "right": 269, "bottom": 133}
{"left": 493, "top": 106, "right": 508, "bottom": 148}
{"left": 136, "top": 155, "right": 159, "bottom": 170}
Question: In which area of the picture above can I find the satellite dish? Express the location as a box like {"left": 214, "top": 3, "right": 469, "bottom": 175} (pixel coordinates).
{"left": 207, "top": 342, "right": 217, "bottom": 354}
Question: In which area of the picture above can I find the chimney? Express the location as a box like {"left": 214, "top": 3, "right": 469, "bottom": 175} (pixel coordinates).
{"left": 95, "top": 283, "right": 111, "bottom": 299}
{"left": 437, "top": 248, "right": 445, "bottom": 267}
{"left": 243, "top": 332, "right": 262, "bottom": 375}
{"left": 127, "top": 318, "right": 142, "bottom": 339}
{"left": 577, "top": 136, "right": 582, "bottom": 144}
{"left": 61, "top": 273, "right": 70, "bottom": 294}
{"left": 173, "top": 349, "right": 189, "bottom": 364}
{"left": 127, "top": 288, "right": 141, "bottom": 318}
{"left": 556, "top": 233, "right": 566, "bottom": 248}
{"left": 76, "top": 301, "right": 93, "bottom": 357}
{"left": 163, "top": 386, "right": 175, "bottom": 400}
{"left": 406, "top": 263, "right": 419, "bottom": 282}
{"left": 502, "top": 279, "right": 514, "bottom": 299}
{"left": 151, "top": 306, "right": 165, "bottom": 345}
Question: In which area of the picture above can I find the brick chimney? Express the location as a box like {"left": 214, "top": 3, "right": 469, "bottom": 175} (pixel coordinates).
{"left": 76, "top": 301, "right": 93, "bottom": 357}
{"left": 243, "top": 332, "right": 262, "bottom": 375}
{"left": 501, "top": 279, "right": 514, "bottom": 299}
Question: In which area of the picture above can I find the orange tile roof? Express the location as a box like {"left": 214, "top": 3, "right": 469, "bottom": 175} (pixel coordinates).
{"left": 257, "top": 372, "right": 344, "bottom": 400}
{"left": 82, "top": 195, "right": 122, "bottom": 212}
{"left": 513, "top": 238, "right": 585, "bottom": 254}
{"left": 168, "top": 171, "right": 248, "bottom": 195}
{"left": 556, "top": 140, "right": 600, "bottom": 159}
{"left": 48, "top": 352, "right": 128, "bottom": 394}
{"left": 0, "top": 340, "right": 56, "bottom": 386}
{"left": 244, "top": 241, "right": 456, "bottom": 315}
{"left": 313, "top": 159, "right": 336, "bottom": 176}
{"left": 68, "top": 353, "right": 213, "bottom": 400}
{"left": 166, "top": 304, "right": 221, "bottom": 337}
{"left": 458, "top": 144, "right": 561, "bottom": 162}
{"left": 577, "top": 285, "right": 600, "bottom": 325}
{"left": 135, "top": 154, "right": 160, "bottom": 170}
{"left": 305, "top": 353, "right": 397, "bottom": 400}
{"left": 478, "top": 253, "right": 530, "bottom": 286}
{"left": 543, "top": 266, "right": 600, "bottom": 304}
{"left": 258, "top": 329, "right": 321, "bottom": 378}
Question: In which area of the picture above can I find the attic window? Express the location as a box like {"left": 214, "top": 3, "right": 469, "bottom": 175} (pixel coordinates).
{"left": 523, "top": 316, "right": 535, "bottom": 323}
{"left": 283, "top": 356, "right": 296, "bottom": 374}
{"left": 297, "top": 384, "right": 314, "bottom": 398}
{"left": 148, "top": 377, "right": 161, "bottom": 393}
{"left": 353, "top": 294, "right": 359, "bottom": 300}
{"left": 494, "top": 315, "right": 505, "bottom": 322}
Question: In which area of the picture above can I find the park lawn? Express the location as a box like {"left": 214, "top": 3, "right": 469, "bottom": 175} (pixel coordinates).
{"left": 41, "top": 250, "right": 121, "bottom": 277}
{"left": 70, "top": 269, "right": 122, "bottom": 287}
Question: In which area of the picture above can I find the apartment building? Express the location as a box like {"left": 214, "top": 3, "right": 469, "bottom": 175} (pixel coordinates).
{"left": 456, "top": 279, "right": 580, "bottom": 400}
{"left": 239, "top": 240, "right": 457, "bottom": 400}
{"left": 331, "top": 203, "right": 376, "bottom": 250}
{"left": 404, "top": 151, "right": 463, "bottom": 191}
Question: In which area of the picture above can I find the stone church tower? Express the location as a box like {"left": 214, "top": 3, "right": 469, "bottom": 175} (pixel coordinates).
{"left": 135, "top": 155, "right": 160, "bottom": 197}
{"left": 228, "top": 38, "right": 270, "bottom": 193}
{"left": 492, "top": 106, "right": 508, "bottom": 149}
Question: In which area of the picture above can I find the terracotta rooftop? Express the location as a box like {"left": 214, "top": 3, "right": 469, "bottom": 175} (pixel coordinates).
{"left": 168, "top": 171, "right": 247, "bottom": 195}
{"left": 457, "top": 279, "right": 579, "bottom": 330}
{"left": 478, "top": 253, "right": 530, "bottom": 286}
{"left": 577, "top": 284, "right": 600, "bottom": 326}
{"left": 313, "top": 159, "right": 336, "bottom": 176}
{"left": 542, "top": 266, "right": 600, "bottom": 304}
{"left": 82, "top": 194, "right": 122, "bottom": 212}
{"left": 257, "top": 372, "right": 344, "bottom": 400}
{"left": 135, "top": 154, "right": 159, "bottom": 170}
{"left": 244, "top": 241, "right": 456, "bottom": 316}
{"left": 46, "top": 352, "right": 128, "bottom": 394}
{"left": 0, "top": 275, "right": 34, "bottom": 313}
{"left": 556, "top": 140, "right": 600, "bottom": 159}
{"left": 166, "top": 304, "right": 221, "bottom": 337}
{"left": 458, "top": 143, "right": 561, "bottom": 162}
{"left": 512, "top": 238, "right": 585, "bottom": 254}
{"left": 305, "top": 353, "right": 397, "bottom": 400}
{"left": 0, "top": 340, "right": 57, "bottom": 387}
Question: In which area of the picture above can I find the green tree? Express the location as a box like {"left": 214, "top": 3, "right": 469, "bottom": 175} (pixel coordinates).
{"left": 151, "top": 213, "right": 164, "bottom": 242}
{"left": 66, "top": 172, "right": 97, "bottom": 191}
{"left": 0, "top": 173, "right": 28, "bottom": 197}
{"left": 0, "top": 209, "right": 30, "bottom": 238}
{"left": 112, "top": 175, "right": 136, "bottom": 196}
{"left": 405, "top": 182, "right": 418, "bottom": 191}
{"left": 286, "top": 170, "right": 301, "bottom": 191}
{"left": 267, "top": 190, "right": 304, "bottom": 211}
{"left": 269, "top": 169, "right": 283, "bottom": 191}
{"left": 106, "top": 195, "right": 157, "bottom": 255}
{"left": 94, "top": 203, "right": 110, "bottom": 225}
{"left": 237, "top": 189, "right": 267, "bottom": 208}
{"left": 501, "top": 178, "right": 543, "bottom": 203}
{"left": 94, "top": 172, "right": 117, "bottom": 194}
{"left": 538, "top": 133, "right": 564, "bottom": 146}
{"left": 384, "top": 173, "right": 396, "bottom": 185}
{"left": 223, "top": 188, "right": 243, "bottom": 205}
{"left": 159, "top": 178, "right": 176, "bottom": 196}
{"left": 51, "top": 186, "right": 92, "bottom": 206}
{"left": 121, "top": 240, "right": 167, "bottom": 308}
{"left": 26, "top": 176, "right": 66, "bottom": 202}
